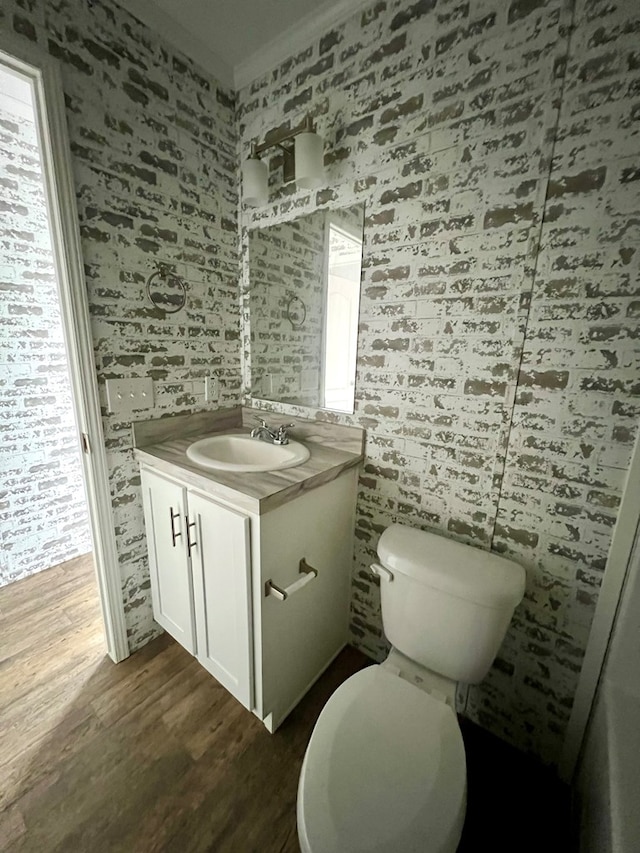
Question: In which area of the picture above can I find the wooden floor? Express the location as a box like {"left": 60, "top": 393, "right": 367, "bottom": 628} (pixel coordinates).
{"left": 0, "top": 555, "right": 368, "bottom": 852}
{"left": 0, "top": 555, "right": 572, "bottom": 852}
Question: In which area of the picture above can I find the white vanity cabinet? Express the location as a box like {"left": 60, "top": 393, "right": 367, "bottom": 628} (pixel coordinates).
{"left": 141, "top": 469, "right": 253, "bottom": 710}
{"left": 140, "top": 462, "right": 358, "bottom": 732}
{"left": 252, "top": 469, "right": 358, "bottom": 731}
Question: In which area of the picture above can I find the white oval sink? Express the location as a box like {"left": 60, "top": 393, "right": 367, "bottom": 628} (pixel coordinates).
{"left": 186, "top": 434, "right": 310, "bottom": 473}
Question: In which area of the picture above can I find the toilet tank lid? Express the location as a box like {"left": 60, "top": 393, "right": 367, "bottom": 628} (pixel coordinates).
{"left": 377, "top": 524, "right": 526, "bottom": 609}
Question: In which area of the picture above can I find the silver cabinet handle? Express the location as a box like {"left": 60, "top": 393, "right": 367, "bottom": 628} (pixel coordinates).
{"left": 169, "top": 507, "right": 182, "bottom": 547}
{"left": 186, "top": 516, "right": 197, "bottom": 558}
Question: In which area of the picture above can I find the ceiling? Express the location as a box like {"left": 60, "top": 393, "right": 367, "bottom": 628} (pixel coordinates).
{"left": 123, "top": 0, "right": 370, "bottom": 91}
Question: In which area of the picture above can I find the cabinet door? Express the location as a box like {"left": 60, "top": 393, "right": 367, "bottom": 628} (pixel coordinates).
{"left": 188, "top": 492, "right": 253, "bottom": 710}
{"left": 141, "top": 469, "right": 196, "bottom": 654}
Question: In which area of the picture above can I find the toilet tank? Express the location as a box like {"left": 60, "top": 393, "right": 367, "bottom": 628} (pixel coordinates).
{"left": 376, "top": 524, "right": 526, "bottom": 684}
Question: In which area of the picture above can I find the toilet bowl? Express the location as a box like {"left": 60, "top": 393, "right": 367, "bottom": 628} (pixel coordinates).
{"left": 297, "top": 664, "right": 466, "bottom": 853}
{"left": 297, "top": 524, "right": 525, "bottom": 852}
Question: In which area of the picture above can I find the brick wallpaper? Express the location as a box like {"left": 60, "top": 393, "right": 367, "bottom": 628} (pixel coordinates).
{"left": 238, "top": 0, "right": 640, "bottom": 763}
{"left": 0, "top": 93, "right": 92, "bottom": 586}
{"left": 483, "top": 0, "right": 640, "bottom": 762}
{"left": 2, "top": 0, "right": 638, "bottom": 765}
{"left": 1, "top": 0, "right": 240, "bottom": 649}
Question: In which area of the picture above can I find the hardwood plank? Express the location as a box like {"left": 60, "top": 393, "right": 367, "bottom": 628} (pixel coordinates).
{"left": 0, "top": 552, "right": 572, "bottom": 852}
{"left": 89, "top": 638, "right": 193, "bottom": 727}
{"left": 59, "top": 588, "right": 104, "bottom": 625}
{"left": 1, "top": 615, "right": 104, "bottom": 705}
{"left": 0, "top": 706, "right": 103, "bottom": 813}
{"left": 13, "top": 729, "right": 192, "bottom": 853}
{"left": 180, "top": 689, "right": 259, "bottom": 763}
{"left": 0, "top": 653, "right": 107, "bottom": 766}
{"left": 0, "top": 607, "right": 74, "bottom": 663}
{"left": 0, "top": 555, "right": 94, "bottom": 617}
{"left": 0, "top": 804, "right": 26, "bottom": 847}
{"left": 0, "top": 553, "right": 368, "bottom": 853}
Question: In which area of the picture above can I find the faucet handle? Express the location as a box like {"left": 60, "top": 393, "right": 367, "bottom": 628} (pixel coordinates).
{"left": 274, "top": 423, "right": 295, "bottom": 444}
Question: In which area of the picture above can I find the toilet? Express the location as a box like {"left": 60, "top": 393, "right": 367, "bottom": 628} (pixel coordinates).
{"left": 297, "top": 523, "right": 526, "bottom": 853}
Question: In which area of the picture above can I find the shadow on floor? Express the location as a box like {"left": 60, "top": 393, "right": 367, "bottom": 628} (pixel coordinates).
{"left": 459, "top": 716, "right": 573, "bottom": 852}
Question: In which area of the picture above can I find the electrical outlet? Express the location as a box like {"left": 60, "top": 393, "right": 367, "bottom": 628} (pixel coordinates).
{"left": 105, "top": 378, "right": 154, "bottom": 415}
{"left": 205, "top": 376, "right": 219, "bottom": 403}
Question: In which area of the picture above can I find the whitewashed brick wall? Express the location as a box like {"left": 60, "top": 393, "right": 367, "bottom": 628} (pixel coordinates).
{"left": 1, "top": 0, "right": 240, "bottom": 649}
{"left": 3, "top": 0, "right": 638, "bottom": 766}
{"left": 238, "top": 0, "right": 640, "bottom": 764}
{"left": 483, "top": 0, "right": 640, "bottom": 762}
{"left": 0, "top": 96, "right": 92, "bottom": 586}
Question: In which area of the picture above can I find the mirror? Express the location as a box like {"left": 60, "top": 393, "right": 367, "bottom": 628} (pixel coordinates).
{"left": 248, "top": 203, "right": 365, "bottom": 413}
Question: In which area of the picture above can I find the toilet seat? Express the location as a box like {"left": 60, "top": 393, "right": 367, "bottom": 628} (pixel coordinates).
{"left": 297, "top": 665, "right": 466, "bottom": 853}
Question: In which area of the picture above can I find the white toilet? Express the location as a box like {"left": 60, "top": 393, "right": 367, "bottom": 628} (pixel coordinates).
{"left": 297, "top": 523, "right": 526, "bottom": 853}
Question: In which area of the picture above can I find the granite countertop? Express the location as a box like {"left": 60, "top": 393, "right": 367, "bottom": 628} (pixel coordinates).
{"left": 134, "top": 427, "right": 363, "bottom": 515}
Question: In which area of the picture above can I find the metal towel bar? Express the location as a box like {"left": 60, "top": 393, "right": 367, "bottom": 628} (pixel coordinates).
{"left": 265, "top": 558, "right": 318, "bottom": 601}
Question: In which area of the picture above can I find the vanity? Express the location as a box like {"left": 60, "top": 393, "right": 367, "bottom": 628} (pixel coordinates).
{"left": 133, "top": 407, "right": 364, "bottom": 733}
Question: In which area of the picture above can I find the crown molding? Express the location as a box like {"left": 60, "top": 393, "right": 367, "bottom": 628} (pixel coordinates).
{"left": 118, "top": 0, "right": 374, "bottom": 94}
{"left": 233, "top": 0, "right": 373, "bottom": 91}
{"left": 122, "top": 0, "right": 235, "bottom": 90}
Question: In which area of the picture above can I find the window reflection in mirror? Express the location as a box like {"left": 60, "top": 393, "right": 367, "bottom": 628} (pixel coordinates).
{"left": 248, "top": 204, "right": 364, "bottom": 413}
{"left": 323, "top": 214, "right": 362, "bottom": 412}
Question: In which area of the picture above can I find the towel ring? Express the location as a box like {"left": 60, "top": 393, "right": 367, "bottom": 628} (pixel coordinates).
{"left": 146, "top": 263, "right": 187, "bottom": 314}
{"left": 286, "top": 295, "right": 306, "bottom": 329}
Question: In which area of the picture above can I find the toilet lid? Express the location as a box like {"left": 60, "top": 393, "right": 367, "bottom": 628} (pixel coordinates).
{"left": 298, "top": 665, "right": 466, "bottom": 853}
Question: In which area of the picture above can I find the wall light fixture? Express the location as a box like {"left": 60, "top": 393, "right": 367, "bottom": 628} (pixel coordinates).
{"left": 241, "top": 114, "right": 325, "bottom": 207}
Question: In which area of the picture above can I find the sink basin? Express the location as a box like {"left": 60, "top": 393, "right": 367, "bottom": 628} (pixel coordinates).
{"left": 186, "top": 434, "right": 310, "bottom": 473}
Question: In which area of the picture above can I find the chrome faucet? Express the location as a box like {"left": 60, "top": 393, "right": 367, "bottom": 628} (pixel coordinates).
{"left": 250, "top": 418, "right": 295, "bottom": 446}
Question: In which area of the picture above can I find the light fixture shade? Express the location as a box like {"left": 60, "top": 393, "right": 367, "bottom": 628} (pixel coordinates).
{"left": 242, "top": 156, "right": 268, "bottom": 206}
{"left": 295, "top": 131, "right": 324, "bottom": 189}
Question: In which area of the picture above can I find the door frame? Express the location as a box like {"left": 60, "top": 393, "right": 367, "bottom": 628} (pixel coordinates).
{"left": 0, "top": 33, "right": 129, "bottom": 662}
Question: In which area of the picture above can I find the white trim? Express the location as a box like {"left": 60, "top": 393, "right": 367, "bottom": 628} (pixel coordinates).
{"left": 121, "top": 0, "right": 234, "bottom": 89}
{"left": 559, "top": 428, "right": 640, "bottom": 781}
{"left": 0, "top": 35, "right": 129, "bottom": 663}
{"left": 320, "top": 211, "right": 331, "bottom": 409}
{"left": 234, "top": 0, "right": 373, "bottom": 90}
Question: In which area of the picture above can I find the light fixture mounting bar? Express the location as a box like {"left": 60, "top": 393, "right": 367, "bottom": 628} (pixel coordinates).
{"left": 252, "top": 113, "right": 316, "bottom": 157}
{"left": 243, "top": 112, "right": 323, "bottom": 204}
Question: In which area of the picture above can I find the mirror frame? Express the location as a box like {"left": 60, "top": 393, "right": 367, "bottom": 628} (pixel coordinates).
{"left": 243, "top": 203, "right": 365, "bottom": 415}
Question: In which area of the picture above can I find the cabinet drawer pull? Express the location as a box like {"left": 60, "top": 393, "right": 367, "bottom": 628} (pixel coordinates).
{"left": 265, "top": 558, "right": 318, "bottom": 601}
{"left": 186, "top": 517, "right": 197, "bottom": 557}
{"left": 169, "top": 507, "right": 182, "bottom": 547}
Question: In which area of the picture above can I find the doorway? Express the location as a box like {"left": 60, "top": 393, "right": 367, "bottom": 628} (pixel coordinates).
{"left": 0, "top": 64, "right": 92, "bottom": 587}
{"left": 0, "top": 37, "right": 127, "bottom": 661}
